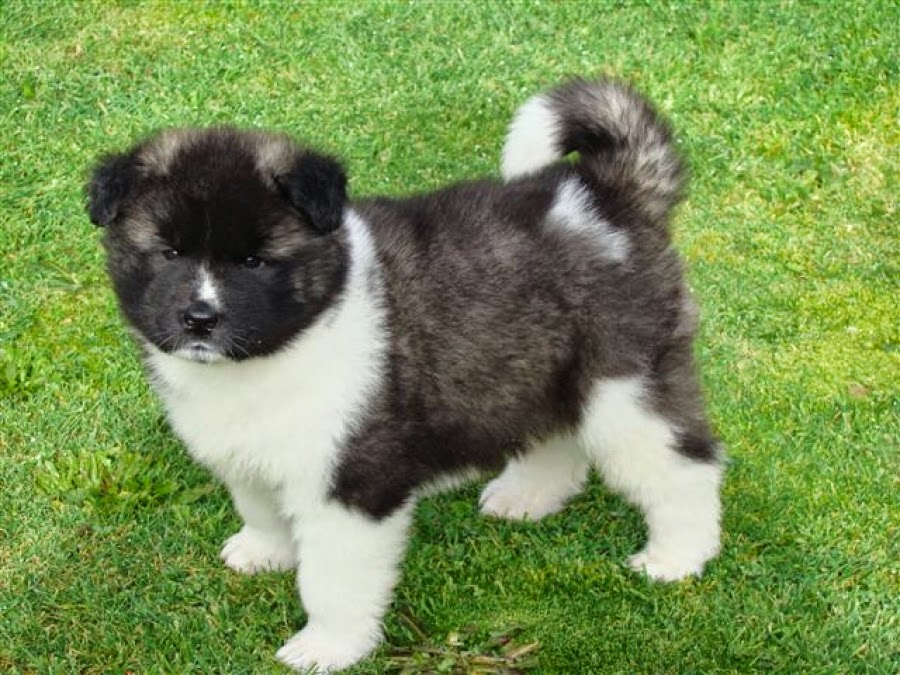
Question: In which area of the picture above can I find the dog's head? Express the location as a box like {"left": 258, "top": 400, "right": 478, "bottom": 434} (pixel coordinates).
{"left": 87, "top": 128, "right": 349, "bottom": 362}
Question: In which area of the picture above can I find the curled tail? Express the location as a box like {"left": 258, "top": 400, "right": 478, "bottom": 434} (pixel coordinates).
{"left": 501, "top": 78, "right": 685, "bottom": 222}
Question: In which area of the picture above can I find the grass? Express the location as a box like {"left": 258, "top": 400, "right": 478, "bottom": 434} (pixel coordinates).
{"left": 1, "top": 0, "right": 897, "bottom": 672}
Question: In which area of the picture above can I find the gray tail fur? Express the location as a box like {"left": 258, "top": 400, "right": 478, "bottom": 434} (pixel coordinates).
{"left": 501, "top": 78, "right": 686, "bottom": 222}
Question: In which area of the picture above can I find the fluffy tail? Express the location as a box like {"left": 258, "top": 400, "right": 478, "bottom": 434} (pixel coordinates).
{"left": 501, "top": 78, "right": 685, "bottom": 222}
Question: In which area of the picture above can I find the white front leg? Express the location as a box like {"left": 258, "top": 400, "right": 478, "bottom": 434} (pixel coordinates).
{"left": 220, "top": 480, "right": 297, "bottom": 574}
{"left": 276, "top": 501, "right": 413, "bottom": 673}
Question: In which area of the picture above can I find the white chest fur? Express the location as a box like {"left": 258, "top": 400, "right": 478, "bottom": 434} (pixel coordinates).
{"left": 145, "top": 212, "right": 387, "bottom": 513}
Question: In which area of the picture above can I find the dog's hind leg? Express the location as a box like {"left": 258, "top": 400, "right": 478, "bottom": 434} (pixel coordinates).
{"left": 479, "top": 434, "right": 589, "bottom": 521}
{"left": 578, "top": 375, "right": 722, "bottom": 581}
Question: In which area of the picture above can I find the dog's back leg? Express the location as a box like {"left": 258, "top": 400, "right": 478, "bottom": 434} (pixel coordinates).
{"left": 479, "top": 433, "right": 589, "bottom": 521}
{"left": 578, "top": 375, "right": 722, "bottom": 581}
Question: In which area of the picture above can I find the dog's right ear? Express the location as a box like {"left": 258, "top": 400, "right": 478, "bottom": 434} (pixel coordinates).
{"left": 87, "top": 153, "right": 138, "bottom": 226}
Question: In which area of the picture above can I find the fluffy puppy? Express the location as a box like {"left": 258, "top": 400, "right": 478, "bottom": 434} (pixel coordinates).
{"left": 87, "top": 78, "right": 723, "bottom": 672}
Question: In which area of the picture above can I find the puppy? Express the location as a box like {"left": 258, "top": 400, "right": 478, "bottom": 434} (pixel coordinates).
{"left": 87, "top": 78, "right": 723, "bottom": 672}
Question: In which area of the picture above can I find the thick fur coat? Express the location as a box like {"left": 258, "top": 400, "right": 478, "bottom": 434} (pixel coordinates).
{"left": 88, "top": 78, "right": 723, "bottom": 672}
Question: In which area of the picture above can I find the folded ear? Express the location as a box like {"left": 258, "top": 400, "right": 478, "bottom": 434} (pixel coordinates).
{"left": 275, "top": 152, "right": 348, "bottom": 234}
{"left": 87, "top": 153, "right": 139, "bottom": 226}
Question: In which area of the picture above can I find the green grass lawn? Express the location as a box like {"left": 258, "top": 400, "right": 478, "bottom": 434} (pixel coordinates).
{"left": 1, "top": 1, "right": 897, "bottom": 672}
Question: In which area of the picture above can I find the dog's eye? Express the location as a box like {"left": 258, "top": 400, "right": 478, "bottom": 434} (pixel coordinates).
{"left": 162, "top": 249, "right": 180, "bottom": 261}
{"left": 241, "top": 255, "right": 264, "bottom": 269}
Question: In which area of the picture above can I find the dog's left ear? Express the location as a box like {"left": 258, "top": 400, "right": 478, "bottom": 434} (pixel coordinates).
{"left": 87, "top": 152, "right": 139, "bottom": 227}
{"left": 276, "top": 152, "right": 348, "bottom": 235}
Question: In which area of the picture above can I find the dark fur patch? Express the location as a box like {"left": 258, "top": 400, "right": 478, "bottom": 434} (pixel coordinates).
{"left": 275, "top": 153, "right": 347, "bottom": 234}
{"left": 87, "top": 152, "right": 139, "bottom": 226}
{"left": 329, "top": 168, "right": 714, "bottom": 516}
{"left": 675, "top": 432, "right": 720, "bottom": 462}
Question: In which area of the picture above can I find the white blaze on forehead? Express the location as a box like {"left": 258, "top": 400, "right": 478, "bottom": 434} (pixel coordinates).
{"left": 547, "top": 179, "right": 631, "bottom": 263}
{"left": 196, "top": 265, "right": 222, "bottom": 308}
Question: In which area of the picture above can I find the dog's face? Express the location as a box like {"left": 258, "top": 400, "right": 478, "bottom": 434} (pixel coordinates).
{"left": 87, "top": 129, "right": 349, "bottom": 362}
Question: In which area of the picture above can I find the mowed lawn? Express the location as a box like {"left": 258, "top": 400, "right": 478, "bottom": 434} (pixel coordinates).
{"left": 1, "top": 1, "right": 897, "bottom": 673}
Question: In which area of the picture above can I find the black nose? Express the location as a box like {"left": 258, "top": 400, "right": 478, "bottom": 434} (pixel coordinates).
{"left": 183, "top": 301, "right": 219, "bottom": 335}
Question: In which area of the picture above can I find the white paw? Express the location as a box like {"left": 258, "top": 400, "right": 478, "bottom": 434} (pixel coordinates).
{"left": 220, "top": 526, "right": 296, "bottom": 574}
{"left": 478, "top": 474, "right": 575, "bottom": 521}
{"left": 627, "top": 547, "right": 709, "bottom": 582}
{"left": 275, "top": 624, "right": 379, "bottom": 673}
